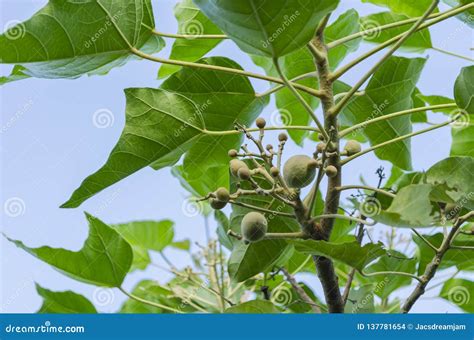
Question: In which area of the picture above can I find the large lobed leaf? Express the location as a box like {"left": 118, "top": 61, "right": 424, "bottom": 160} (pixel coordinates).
{"left": 5, "top": 213, "right": 133, "bottom": 287}
{"left": 340, "top": 56, "right": 427, "bottom": 170}
{"left": 194, "top": 0, "right": 339, "bottom": 58}
{"left": 0, "top": 0, "right": 163, "bottom": 82}
{"left": 63, "top": 57, "right": 266, "bottom": 207}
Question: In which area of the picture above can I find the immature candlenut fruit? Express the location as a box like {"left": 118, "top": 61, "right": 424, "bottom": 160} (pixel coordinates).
{"left": 325, "top": 165, "right": 338, "bottom": 178}
{"left": 230, "top": 159, "right": 248, "bottom": 177}
{"left": 241, "top": 212, "right": 268, "bottom": 242}
{"left": 283, "top": 155, "right": 319, "bottom": 188}
{"left": 343, "top": 140, "right": 362, "bottom": 156}
{"left": 215, "top": 187, "right": 230, "bottom": 202}
{"left": 210, "top": 198, "right": 226, "bottom": 210}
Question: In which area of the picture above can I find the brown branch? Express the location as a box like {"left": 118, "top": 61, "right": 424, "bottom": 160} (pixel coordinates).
{"left": 401, "top": 211, "right": 474, "bottom": 313}
{"left": 308, "top": 25, "right": 345, "bottom": 314}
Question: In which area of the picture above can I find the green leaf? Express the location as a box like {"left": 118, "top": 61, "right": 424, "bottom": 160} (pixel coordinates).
{"left": 252, "top": 48, "right": 319, "bottom": 144}
{"left": 0, "top": 0, "right": 164, "bottom": 81}
{"left": 36, "top": 283, "right": 97, "bottom": 314}
{"left": 340, "top": 56, "right": 427, "bottom": 170}
{"left": 451, "top": 125, "right": 474, "bottom": 157}
{"left": 62, "top": 57, "right": 267, "bottom": 207}
{"left": 224, "top": 300, "right": 280, "bottom": 313}
{"left": 440, "top": 278, "right": 474, "bottom": 313}
{"left": 414, "top": 233, "right": 474, "bottom": 274}
{"left": 360, "top": 12, "right": 432, "bottom": 52}
{"left": 362, "top": 0, "right": 436, "bottom": 17}
{"left": 325, "top": 10, "right": 362, "bottom": 68}
{"left": 410, "top": 88, "right": 428, "bottom": 123}
{"left": 365, "top": 251, "right": 417, "bottom": 299}
{"left": 371, "top": 184, "right": 440, "bottom": 227}
{"left": 290, "top": 240, "right": 387, "bottom": 271}
{"left": 5, "top": 213, "right": 132, "bottom": 287}
{"left": 344, "top": 284, "right": 375, "bottom": 313}
{"left": 114, "top": 220, "right": 174, "bottom": 252}
{"left": 215, "top": 211, "right": 235, "bottom": 250}
{"left": 194, "top": 0, "right": 339, "bottom": 57}
{"left": 120, "top": 280, "right": 189, "bottom": 313}
{"left": 454, "top": 66, "right": 474, "bottom": 114}
{"left": 386, "top": 166, "right": 424, "bottom": 191}
{"left": 425, "top": 156, "right": 474, "bottom": 209}
{"left": 158, "top": 0, "right": 223, "bottom": 78}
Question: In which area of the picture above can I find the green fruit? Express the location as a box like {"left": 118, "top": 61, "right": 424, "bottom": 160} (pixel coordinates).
{"left": 270, "top": 167, "right": 280, "bottom": 177}
{"left": 215, "top": 187, "right": 230, "bottom": 202}
{"left": 241, "top": 212, "right": 268, "bottom": 242}
{"left": 283, "top": 155, "right": 318, "bottom": 188}
{"left": 230, "top": 159, "right": 248, "bottom": 177}
{"left": 344, "top": 140, "right": 362, "bottom": 156}
{"left": 316, "top": 142, "right": 326, "bottom": 153}
{"left": 325, "top": 165, "right": 338, "bottom": 178}
{"left": 237, "top": 167, "right": 251, "bottom": 180}
{"left": 210, "top": 198, "right": 227, "bottom": 210}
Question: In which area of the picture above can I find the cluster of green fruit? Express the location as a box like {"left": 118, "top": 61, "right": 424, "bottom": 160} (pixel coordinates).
{"left": 204, "top": 117, "right": 363, "bottom": 244}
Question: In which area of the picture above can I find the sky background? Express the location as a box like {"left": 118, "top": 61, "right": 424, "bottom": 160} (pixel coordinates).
{"left": 0, "top": 0, "right": 473, "bottom": 313}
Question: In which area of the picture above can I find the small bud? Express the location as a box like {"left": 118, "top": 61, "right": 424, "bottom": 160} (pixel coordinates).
{"left": 278, "top": 132, "right": 288, "bottom": 142}
{"left": 266, "top": 144, "right": 274, "bottom": 151}
{"left": 318, "top": 134, "right": 326, "bottom": 141}
{"left": 215, "top": 187, "right": 230, "bottom": 202}
{"left": 270, "top": 167, "right": 280, "bottom": 177}
{"left": 210, "top": 198, "right": 227, "bottom": 210}
{"left": 256, "top": 117, "right": 266, "bottom": 129}
{"left": 237, "top": 167, "right": 251, "bottom": 180}
{"left": 316, "top": 142, "right": 326, "bottom": 153}
{"left": 228, "top": 149, "right": 238, "bottom": 158}
{"left": 325, "top": 165, "right": 338, "bottom": 178}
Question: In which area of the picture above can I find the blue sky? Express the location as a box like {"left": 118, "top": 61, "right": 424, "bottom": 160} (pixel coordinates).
{"left": 1, "top": 0, "right": 472, "bottom": 313}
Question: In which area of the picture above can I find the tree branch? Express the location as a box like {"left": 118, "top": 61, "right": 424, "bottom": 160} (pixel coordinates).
{"left": 341, "top": 119, "right": 452, "bottom": 166}
{"left": 401, "top": 211, "right": 474, "bottom": 313}
{"left": 130, "top": 48, "right": 324, "bottom": 98}
{"left": 338, "top": 104, "right": 456, "bottom": 138}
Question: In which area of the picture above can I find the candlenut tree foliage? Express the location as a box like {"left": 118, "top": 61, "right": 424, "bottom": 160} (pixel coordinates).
{"left": 2, "top": 0, "right": 473, "bottom": 314}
